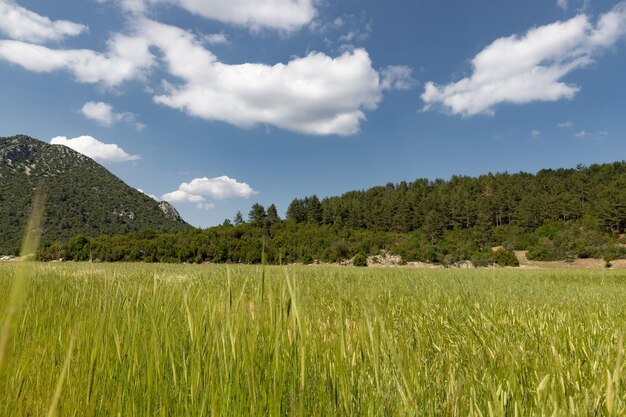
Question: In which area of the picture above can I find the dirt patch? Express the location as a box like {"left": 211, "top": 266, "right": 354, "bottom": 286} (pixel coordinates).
{"left": 309, "top": 250, "right": 626, "bottom": 270}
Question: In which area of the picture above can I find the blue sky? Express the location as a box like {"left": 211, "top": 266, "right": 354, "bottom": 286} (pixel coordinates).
{"left": 1, "top": 0, "right": 625, "bottom": 227}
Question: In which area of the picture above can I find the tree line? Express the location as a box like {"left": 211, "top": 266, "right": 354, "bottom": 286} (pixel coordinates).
{"left": 38, "top": 161, "right": 626, "bottom": 266}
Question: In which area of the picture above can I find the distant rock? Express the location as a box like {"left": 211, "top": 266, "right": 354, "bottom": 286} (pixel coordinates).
{"left": 159, "top": 201, "right": 184, "bottom": 223}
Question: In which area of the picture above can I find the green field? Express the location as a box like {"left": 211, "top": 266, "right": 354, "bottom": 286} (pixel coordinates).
{"left": 0, "top": 263, "right": 625, "bottom": 416}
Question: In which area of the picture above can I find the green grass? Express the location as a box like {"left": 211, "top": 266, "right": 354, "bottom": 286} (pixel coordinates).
{"left": 0, "top": 263, "right": 625, "bottom": 416}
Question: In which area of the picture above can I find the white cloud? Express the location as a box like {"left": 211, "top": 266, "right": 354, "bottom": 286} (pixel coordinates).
{"left": 157, "top": 0, "right": 316, "bottom": 31}
{"left": 162, "top": 176, "right": 256, "bottom": 209}
{"left": 180, "top": 176, "right": 258, "bottom": 200}
{"left": 81, "top": 101, "right": 118, "bottom": 125}
{"left": 557, "top": 0, "right": 568, "bottom": 10}
{"left": 0, "top": 9, "right": 391, "bottom": 136}
{"left": 380, "top": 65, "right": 417, "bottom": 91}
{"left": 422, "top": 4, "right": 626, "bottom": 116}
{"left": 101, "top": 0, "right": 315, "bottom": 30}
{"left": 161, "top": 189, "right": 205, "bottom": 203}
{"left": 339, "top": 30, "right": 369, "bottom": 44}
{"left": 558, "top": 120, "right": 573, "bottom": 128}
{"left": 575, "top": 130, "right": 608, "bottom": 138}
{"left": 81, "top": 101, "right": 144, "bottom": 129}
{"left": 201, "top": 33, "right": 229, "bottom": 45}
{"left": 50, "top": 135, "right": 140, "bottom": 163}
{"left": 531, "top": 129, "right": 541, "bottom": 138}
{"left": 0, "top": 33, "right": 154, "bottom": 88}
{"left": 140, "top": 20, "right": 381, "bottom": 135}
{"left": 0, "top": 0, "right": 87, "bottom": 43}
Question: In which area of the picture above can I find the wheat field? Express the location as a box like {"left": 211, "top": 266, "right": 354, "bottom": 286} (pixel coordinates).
{"left": 0, "top": 263, "right": 625, "bottom": 416}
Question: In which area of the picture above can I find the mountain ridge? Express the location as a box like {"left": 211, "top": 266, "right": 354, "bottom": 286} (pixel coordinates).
{"left": 0, "top": 134, "right": 191, "bottom": 254}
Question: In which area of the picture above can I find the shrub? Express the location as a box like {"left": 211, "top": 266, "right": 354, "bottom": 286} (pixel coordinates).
{"left": 441, "top": 254, "right": 454, "bottom": 268}
{"left": 66, "top": 234, "right": 91, "bottom": 261}
{"left": 494, "top": 248, "right": 520, "bottom": 267}
{"left": 470, "top": 251, "right": 495, "bottom": 267}
{"left": 353, "top": 253, "right": 368, "bottom": 267}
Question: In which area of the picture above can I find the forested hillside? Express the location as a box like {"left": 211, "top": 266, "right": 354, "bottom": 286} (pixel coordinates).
{"left": 37, "top": 161, "right": 626, "bottom": 266}
{"left": 0, "top": 135, "right": 191, "bottom": 254}
{"left": 286, "top": 162, "right": 626, "bottom": 236}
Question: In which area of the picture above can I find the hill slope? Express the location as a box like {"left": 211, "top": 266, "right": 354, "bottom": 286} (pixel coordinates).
{"left": 0, "top": 135, "right": 190, "bottom": 254}
{"left": 286, "top": 162, "right": 626, "bottom": 235}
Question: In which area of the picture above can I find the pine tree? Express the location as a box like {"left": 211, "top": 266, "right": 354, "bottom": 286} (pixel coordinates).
{"left": 266, "top": 204, "right": 280, "bottom": 226}
{"left": 286, "top": 199, "right": 305, "bottom": 223}
{"left": 306, "top": 195, "right": 323, "bottom": 224}
{"left": 248, "top": 203, "right": 266, "bottom": 227}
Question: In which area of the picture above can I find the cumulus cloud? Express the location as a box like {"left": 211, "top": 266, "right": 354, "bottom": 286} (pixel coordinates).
{"left": 380, "top": 65, "right": 417, "bottom": 91}
{"left": 422, "top": 4, "right": 626, "bottom": 116}
{"left": 81, "top": 101, "right": 119, "bottom": 125}
{"left": 81, "top": 101, "right": 144, "bottom": 130}
{"left": 181, "top": 176, "right": 258, "bottom": 200}
{"left": 50, "top": 135, "right": 140, "bottom": 163}
{"left": 557, "top": 0, "right": 568, "bottom": 10}
{"left": 159, "top": 0, "right": 315, "bottom": 31}
{"left": 100, "top": 0, "right": 315, "bottom": 30}
{"left": 161, "top": 189, "right": 205, "bottom": 203}
{"left": 558, "top": 120, "right": 573, "bottom": 128}
{"left": 162, "top": 176, "right": 256, "bottom": 209}
{"left": 0, "top": 5, "right": 390, "bottom": 136}
{"left": 0, "top": 33, "right": 154, "bottom": 88}
{"left": 0, "top": 0, "right": 87, "bottom": 43}
{"left": 531, "top": 129, "right": 541, "bottom": 138}
{"left": 139, "top": 20, "right": 381, "bottom": 135}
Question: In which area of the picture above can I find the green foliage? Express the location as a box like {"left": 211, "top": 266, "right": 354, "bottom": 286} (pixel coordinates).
{"left": 352, "top": 253, "right": 367, "bottom": 267}
{"left": 248, "top": 203, "right": 266, "bottom": 226}
{"left": 470, "top": 251, "right": 495, "bottom": 267}
{"left": 283, "top": 161, "right": 626, "bottom": 262}
{"left": 38, "top": 222, "right": 400, "bottom": 265}
{"left": 66, "top": 234, "right": 91, "bottom": 261}
{"left": 527, "top": 220, "right": 613, "bottom": 261}
{"left": 494, "top": 248, "right": 520, "bottom": 267}
{"left": 233, "top": 211, "right": 244, "bottom": 225}
{"left": 266, "top": 204, "right": 280, "bottom": 225}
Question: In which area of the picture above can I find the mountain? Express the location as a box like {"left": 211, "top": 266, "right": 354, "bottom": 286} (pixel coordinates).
{"left": 0, "top": 135, "right": 191, "bottom": 254}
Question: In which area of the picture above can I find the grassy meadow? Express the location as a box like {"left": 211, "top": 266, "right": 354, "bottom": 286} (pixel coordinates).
{"left": 0, "top": 262, "right": 625, "bottom": 416}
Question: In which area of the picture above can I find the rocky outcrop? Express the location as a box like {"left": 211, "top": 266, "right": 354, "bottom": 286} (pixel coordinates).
{"left": 159, "top": 201, "right": 184, "bottom": 223}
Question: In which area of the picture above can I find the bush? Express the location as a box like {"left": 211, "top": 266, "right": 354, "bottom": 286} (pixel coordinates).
{"left": 494, "top": 248, "right": 520, "bottom": 267}
{"left": 66, "top": 234, "right": 91, "bottom": 261}
{"left": 527, "top": 238, "right": 557, "bottom": 261}
{"left": 353, "top": 253, "right": 368, "bottom": 267}
{"left": 470, "top": 251, "right": 495, "bottom": 267}
{"left": 441, "top": 254, "right": 454, "bottom": 268}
